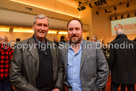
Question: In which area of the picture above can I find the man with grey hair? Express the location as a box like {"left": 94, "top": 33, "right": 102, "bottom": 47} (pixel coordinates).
{"left": 116, "top": 28, "right": 124, "bottom": 35}
{"left": 109, "top": 28, "right": 136, "bottom": 91}
{"left": 10, "top": 14, "right": 63, "bottom": 91}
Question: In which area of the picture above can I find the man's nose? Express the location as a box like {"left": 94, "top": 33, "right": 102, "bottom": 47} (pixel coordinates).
{"left": 41, "top": 26, "right": 44, "bottom": 30}
{"left": 72, "top": 29, "right": 76, "bottom": 34}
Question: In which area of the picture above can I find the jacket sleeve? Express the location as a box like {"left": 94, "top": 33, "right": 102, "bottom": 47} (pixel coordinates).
{"left": 54, "top": 48, "right": 64, "bottom": 90}
{"left": 10, "top": 45, "right": 39, "bottom": 91}
{"left": 96, "top": 47, "right": 109, "bottom": 89}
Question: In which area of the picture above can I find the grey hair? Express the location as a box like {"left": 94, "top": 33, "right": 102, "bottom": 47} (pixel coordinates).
{"left": 33, "top": 14, "right": 49, "bottom": 25}
{"left": 116, "top": 29, "right": 124, "bottom": 35}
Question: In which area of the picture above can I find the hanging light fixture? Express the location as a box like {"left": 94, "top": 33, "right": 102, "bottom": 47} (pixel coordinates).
{"left": 114, "top": 6, "right": 117, "bottom": 10}
{"left": 121, "top": 14, "right": 123, "bottom": 19}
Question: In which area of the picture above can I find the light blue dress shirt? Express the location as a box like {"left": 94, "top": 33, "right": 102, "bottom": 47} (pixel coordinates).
{"left": 67, "top": 42, "right": 82, "bottom": 91}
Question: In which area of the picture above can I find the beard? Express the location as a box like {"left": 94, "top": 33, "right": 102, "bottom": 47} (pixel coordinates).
{"left": 70, "top": 35, "right": 82, "bottom": 44}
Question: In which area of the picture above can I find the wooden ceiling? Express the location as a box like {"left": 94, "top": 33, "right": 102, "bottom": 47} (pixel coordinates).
{"left": 0, "top": 0, "right": 135, "bottom": 19}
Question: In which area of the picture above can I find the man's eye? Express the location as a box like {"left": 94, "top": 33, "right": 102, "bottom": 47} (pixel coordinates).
{"left": 37, "top": 24, "right": 42, "bottom": 26}
{"left": 44, "top": 24, "right": 48, "bottom": 27}
{"left": 75, "top": 28, "right": 80, "bottom": 30}
{"left": 69, "top": 28, "right": 73, "bottom": 31}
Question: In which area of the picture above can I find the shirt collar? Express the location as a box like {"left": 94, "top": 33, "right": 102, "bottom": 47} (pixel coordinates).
{"left": 33, "top": 35, "right": 46, "bottom": 44}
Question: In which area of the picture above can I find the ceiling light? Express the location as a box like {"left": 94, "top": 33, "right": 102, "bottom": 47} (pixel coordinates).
{"left": 100, "top": 0, "right": 103, "bottom": 5}
{"left": 78, "top": 6, "right": 86, "bottom": 11}
{"left": 0, "top": 28, "right": 9, "bottom": 32}
{"left": 105, "top": 9, "right": 107, "bottom": 13}
{"left": 89, "top": 4, "right": 92, "bottom": 8}
{"left": 81, "top": 6, "right": 84, "bottom": 10}
{"left": 110, "top": 17, "right": 112, "bottom": 21}
{"left": 102, "top": 0, "right": 106, "bottom": 4}
{"left": 94, "top": 2, "right": 97, "bottom": 6}
{"left": 115, "top": 16, "right": 117, "bottom": 20}
{"left": 121, "top": 15, "right": 123, "bottom": 19}
{"left": 119, "top": 2, "right": 122, "bottom": 5}
{"left": 77, "top": 7, "right": 81, "bottom": 11}
{"left": 13, "top": 29, "right": 34, "bottom": 33}
{"left": 127, "top": 2, "right": 129, "bottom": 7}
{"left": 104, "top": 0, "right": 106, "bottom": 4}
{"left": 114, "top": 6, "right": 117, "bottom": 10}
{"left": 127, "top": 14, "right": 130, "bottom": 18}
{"left": 96, "top": 11, "right": 99, "bottom": 15}
{"left": 100, "top": 0, "right": 106, "bottom": 5}
{"left": 81, "top": 6, "right": 86, "bottom": 10}
{"left": 58, "top": 31, "right": 68, "bottom": 34}
{"left": 97, "top": 1, "right": 100, "bottom": 6}
{"left": 108, "top": 11, "right": 112, "bottom": 13}
{"left": 79, "top": 1, "right": 82, "bottom": 5}
{"left": 48, "top": 31, "right": 57, "bottom": 34}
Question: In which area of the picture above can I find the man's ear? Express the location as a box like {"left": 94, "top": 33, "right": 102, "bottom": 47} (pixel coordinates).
{"left": 32, "top": 24, "right": 34, "bottom": 30}
{"left": 82, "top": 28, "right": 83, "bottom": 32}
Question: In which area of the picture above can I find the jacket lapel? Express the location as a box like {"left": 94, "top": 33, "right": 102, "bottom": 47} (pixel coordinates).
{"left": 80, "top": 40, "right": 87, "bottom": 70}
{"left": 62, "top": 43, "right": 68, "bottom": 79}
{"left": 64, "top": 49, "right": 68, "bottom": 72}
{"left": 28, "top": 37, "right": 39, "bottom": 77}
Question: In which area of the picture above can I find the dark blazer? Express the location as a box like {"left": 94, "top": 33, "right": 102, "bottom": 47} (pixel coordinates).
{"left": 59, "top": 39, "right": 109, "bottom": 91}
{"left": 10, "top": 36, "right": 63, "bottom": 91}
{"left": 109, "top": 34, "right": 136, "bottom": 84}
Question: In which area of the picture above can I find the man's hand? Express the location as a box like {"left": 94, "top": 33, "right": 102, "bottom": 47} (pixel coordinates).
{"left": 52, "top": 88, "right": 60, "bottom": 91}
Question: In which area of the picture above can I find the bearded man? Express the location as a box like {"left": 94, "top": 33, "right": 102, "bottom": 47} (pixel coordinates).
{"left": 58, "top": 19, "right": 109, "bottom": 91}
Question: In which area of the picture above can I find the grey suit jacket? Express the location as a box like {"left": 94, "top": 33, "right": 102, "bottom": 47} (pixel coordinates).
{"left": 10, "top": 36, "right": 63, "bottom": 91}
{"left": 59, "top": 39, "right": 109, "bottom": 91}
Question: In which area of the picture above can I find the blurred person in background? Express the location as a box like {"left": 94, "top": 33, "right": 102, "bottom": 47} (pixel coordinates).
{"left": 90, "top": 35, "right": 97, "bottom": 42}
{"left": 109, "top": 27, "right": 136, "bottom": 91}
{"left": 133, "top": 37, "right": 136, "bottom": 42}
{"left": 65, "top": 37, "right": 69, "bottom": 42}
{"left": 59, "top": 36, "right": 66, "bottom": 43}
{"left": 53, "top": 37, "right": 59, "bottom": 47}
{"left": 0, "top": 36, "right": 13, "bottom": 91}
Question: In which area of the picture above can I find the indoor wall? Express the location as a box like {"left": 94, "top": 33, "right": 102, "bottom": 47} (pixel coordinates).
{"left": 91, "top": 8, "right": 136, "bottom": 44}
